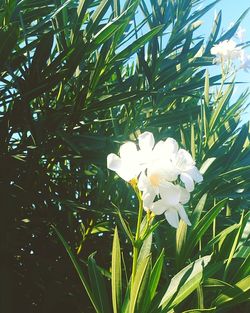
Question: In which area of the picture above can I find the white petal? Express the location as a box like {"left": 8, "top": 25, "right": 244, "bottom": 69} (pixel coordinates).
{"left": 159, "top": 182, "right": 180, "bottom": 206}
{"left": 161, "top": 161, "right": 179, "bottom": 181}
{"left": 117, "top": 164, "right": 139, "bottom": 181}
{"left": 180, "top": 173, "right": 194, "bottom": 192}
{"left": 164, "top": 209, "right": 179, "bottom": 228}
{"left": 138, "top": 132, "right": 155, "bottom": 151}
{"left": 143, "top": 190, "right": 156, "bottom": 210}
{"left": 151, "top": 199, "right": 166, "bottom": 215}
{"left": 164, "top": 138, "right": 179, "bottom": 155}
{"left": 107, "top": 157, "right": 140, "bottom": 182}
{"left": 147, "top": 166, "right": 161, "bottom": 180}
{"left": 138, "top": 171, "right": 148, "bottom": 191}
{"left": 178, "top": 186, "right": 190, "bottom": 204}
{"left": 119, "top": 142, "right": 138, "bottom": 159}
{"left": 210, "top": 46, "right": 217, "bottom": 55}
{"left": 177, "top": 204, "right": 191, "bottom": 226}
{"left": 107, "top": 153, "right": 122, "bottom": 172}
{"left": 187, "top": 166, "right": 203, "bottom": 183}
{"left": 152, "top": 140, "right": 165, "bottom": 155}
{"left": 175, "top": 149, "right": 195, "bottom": 171}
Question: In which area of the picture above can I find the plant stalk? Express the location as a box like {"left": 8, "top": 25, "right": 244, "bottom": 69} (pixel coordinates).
{"left": 131, "top": 193, "right": 143, "bottom": 285}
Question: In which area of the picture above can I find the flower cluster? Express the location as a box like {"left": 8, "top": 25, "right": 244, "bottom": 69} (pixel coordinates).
{"left": 107, "top": 132, "right": 203, "bottom": 228}
{"left": 210, "top": 26, "right": 250, "bottom": 72}
{"left": 211, "top": 40, "right": 242, "bottom": 63}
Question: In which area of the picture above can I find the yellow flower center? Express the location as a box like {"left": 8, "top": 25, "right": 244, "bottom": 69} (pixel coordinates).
{"left": 149, "top": 174, "right": 160, "bottom": 187}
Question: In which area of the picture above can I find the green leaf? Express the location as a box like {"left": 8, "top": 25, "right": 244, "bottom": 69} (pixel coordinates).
{"left": 200, "top": 158, "right": 216, "bottom": 174}
{"left": 233, "top": 253, "right": 250, "bottom": 283}
{"left": 88, "top": 254, "right": 111, "bottom": 313}
{"left": 191, "top": 122, "right": 196, "bottom": 159}
{"left": 86, "top": 0, "right": 111, "bottom": 37}
{"left": 203, "top": 223, "right": 239, "bottom": 256}
{"left": 160, "top": 255, "right": 212, "bottom": 310}
{"left": 191, "top": 199, "right": 225, "bottom": 245}
{"left": 180, "top": 199, "right": 225, "bottom": 264}
{"left": 129, "top": 255, "right": 150, "bottom": 313}
{"left": 111, "top": 25, "right": 164, "bottom": 63}
{"left": 72, "top": 0, "right": 92, "bottom": 41}
{"left": 191, "top": 194, "right": 208, "bottom": 226}
{"left": 0, "top": 24, "right": 19, "bottom": 69}
{"left": 224, "top": 122, "right": 249, "bottom": 169}
{"left": 183, "top": 309, "right": 216, "bottom": 313}
{"left": 213, "top": 276, "right": 250, "bottom": 309}
{"left": 135, "top": 257, "right": 151, "bottom": 313}
{"left": 216, "top": 8, "right": 250, "bottom": 42}
{"left": 188, "top": 0, "right": 219, "bottom": 23}
{"left": 29, "top": 32, "right": 54, "bottom": 79}
{"left": 203, "top": 278, "right": 233, "bottom": 289}
{"left": 142, "top": 249, "right": 165, "bottom": 313}
{"left": 205, "top": 10, "right": 221, "bottom": 53}
{"left": 115, "top": 207, "right": 135, "bottom": 244}
{"left": 111, "top": 227, "right": 122, "bottom": 313}
{"left": 204, "top": 70, "right": 210, "bottom": 106}
{"left": 92, "top": 2, "right": 137, "bottom": 45}
{"left": 137, "top": 232, "right": 152, "bottom": 267}
{"left": 51, "top": 225, "right": 100, "bottom": 313}
{"left": 176, "top": 220, "right": 187, "bottom": 258}
{"left": 209, "top": 83, "right": 234, "bottom": 132}
{"left": 223, "top": 212, "right": 250, "bottom": 280}
{"left": 90, "top": 221, "right": 110, "bottom": 234}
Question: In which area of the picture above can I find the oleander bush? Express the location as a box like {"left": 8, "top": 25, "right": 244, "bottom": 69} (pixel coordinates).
{"left": 0, "top": 0, "right": 249, "bottom": 312}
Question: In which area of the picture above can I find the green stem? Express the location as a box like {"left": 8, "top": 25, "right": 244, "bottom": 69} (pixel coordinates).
{"left": 197, "top": 233, "right": 204, "bottom": 308}
{"left": 197, "top": 284, "right": 204, "bottom": 309}
{"left": 131, "top": 195, "right": 143, "bottom": 285}
{"left": 131, "top": 245, "right": 138, "bottom": 285}
{"left": 213, "top": 199, "right": 216, "bottom": 253}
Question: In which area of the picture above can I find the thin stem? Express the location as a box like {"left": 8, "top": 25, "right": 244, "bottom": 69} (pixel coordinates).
{"left": 135, "top": 196, "right": 143, "bottom": 241}
{"left": 131, "top": 245, "right": 138, "bottom": 285}
{"left": 197, "top": 284, "right": 204, "bottom": 309}
{"left": 131, "top": 193, "right": 143, "bottom": 285}
{"left": 197, "top": 230, "right": 204, "bottom": 308}
{"left": 213, "top": 199, "right": 216, "bottom": 252}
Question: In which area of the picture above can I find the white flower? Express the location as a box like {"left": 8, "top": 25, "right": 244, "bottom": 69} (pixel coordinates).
{"left": 137, "top": 132, "right": 176, "bottom": 168}
{"left": 236, "top": 26, "right": 246, "bottom": 42}
{"left": 107, "top": 142, "right": 141, "bottom": 181}
{"left": 172, "top": 149, "right": 203, "bottom": 192}
{"left": 239, "top": 50, "right": 250, "bottom": 72}
{"left": 137, "top": 135, "right": 181, "bottom": 209}
{"left": 151, "top": 183, "right": 191, "bottom": 228}
{"left": 137, "top": 131, "right": 157, "bottom": 166}
{"left": 107, "top": 132, "right": 178, "bottom": 182}
{"left": 107, "top": 131, "right": 203, "bottom": 229}
{"left": 138, "top": 163, "right": 178, "bottom": 210}
{"left": 211, "top": 40, "right": 242, "bottom": 63}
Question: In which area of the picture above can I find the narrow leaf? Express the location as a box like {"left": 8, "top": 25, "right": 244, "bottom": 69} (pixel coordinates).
{"left": 111, "top": 227, "right": 122, "bottom": 313}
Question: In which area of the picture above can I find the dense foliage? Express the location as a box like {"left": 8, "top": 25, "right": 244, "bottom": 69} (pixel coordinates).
{"left": 0, "top": 0, "right": 249, "bottom": 312}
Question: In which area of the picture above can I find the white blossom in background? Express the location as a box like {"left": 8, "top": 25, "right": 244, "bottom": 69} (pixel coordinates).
{"left": 210, "top": 40, "right": 242, "bottom": 63}
{"left": 107, "top": 132, "right": 203, "bottom": 228}
{"left": 239, "top": 50, "right": 250, "bottom": 72}
{"left": 211, "top": 25, "right": 249, "bottom": 72}
{"left": 236, "top": 26, "right": 246, "bottom": 42}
